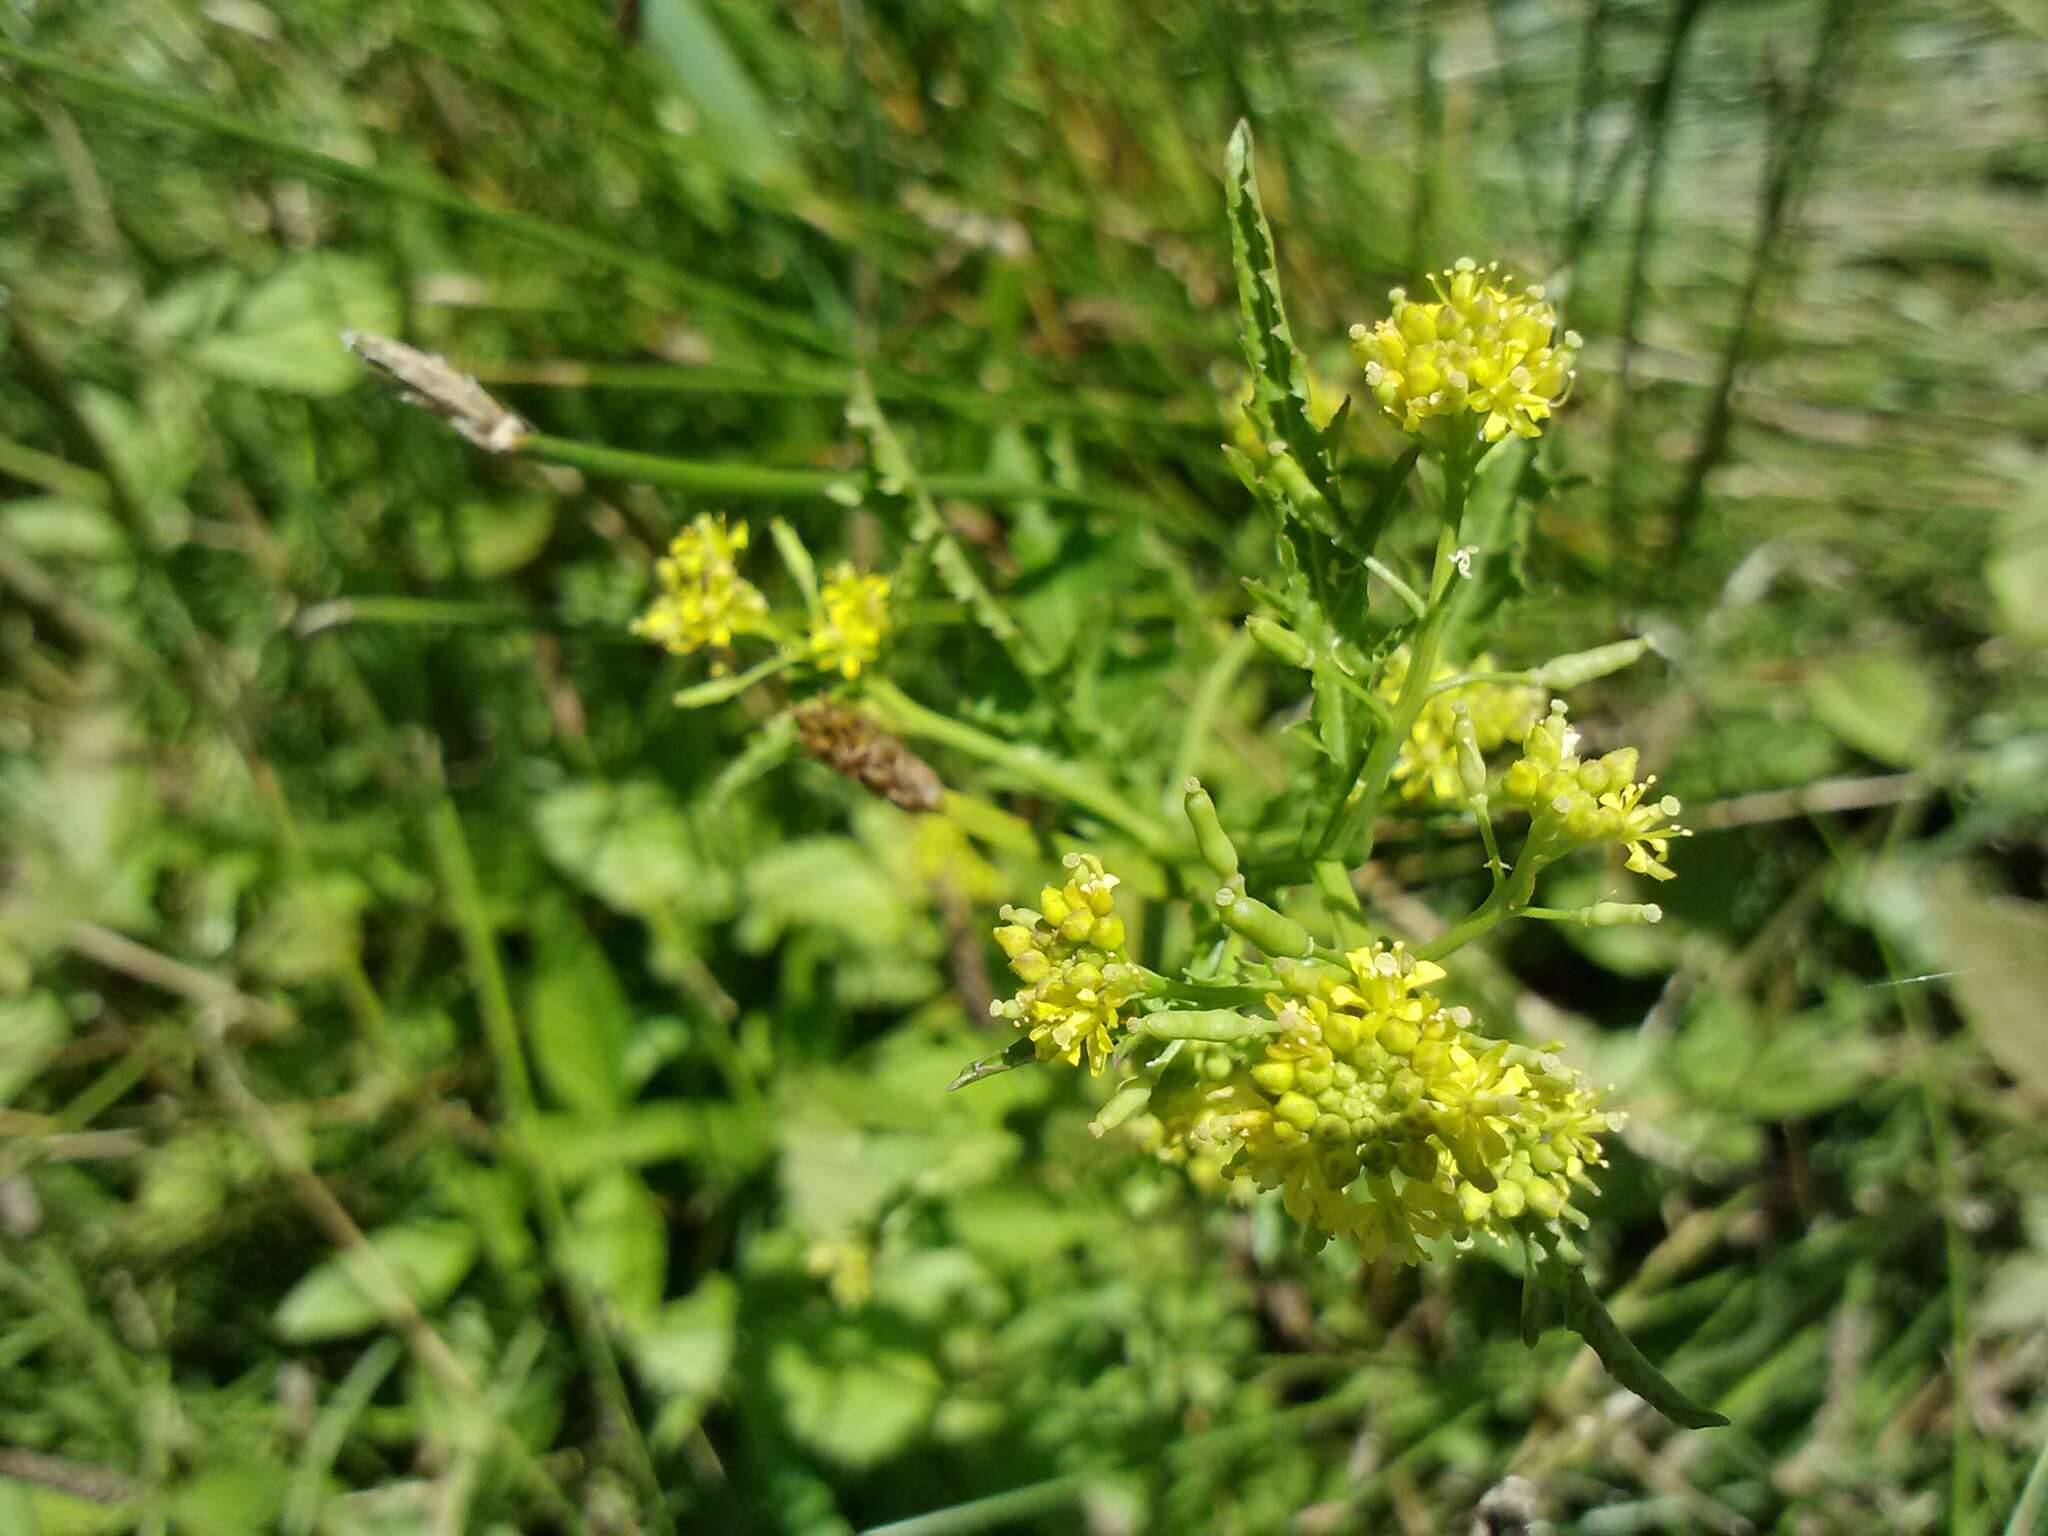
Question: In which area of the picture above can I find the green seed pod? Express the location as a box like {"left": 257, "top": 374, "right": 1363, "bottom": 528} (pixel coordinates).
{"left": 1583, "top": 901, "right": 1662, "bottom": 927}
{"left": 1533, "top": 637, "right": 1651, "bottom": 692}
{"left": 1452, "top": 706, "right": 1488, "bottom": 803}
{"left": 1246, "top": 616, "right": 1313, "bottom": 669}
{"left": 1182, "top": 780, "right": 1240, "bottom": 881}
{"left": 1136, "top": 1008, "right": 1275, "bottom": 1044}
{"left": 1264, "top": 443, "right": 1331, "bottom": 517}
{"left": 1217, "top": 890, "right": 1314, "bottom": 958}
{"left": 1090, "top": 1081, "right": 1154, "bottom": 1136}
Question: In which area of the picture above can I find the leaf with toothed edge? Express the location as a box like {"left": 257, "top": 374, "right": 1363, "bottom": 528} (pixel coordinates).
{"left": 847, "top": 373, "right": 1049, "bottom": 678}
{"left": 1551, "top": 1262, "right": 1730, "bottom": 1429}
{"left": 948, "top": 1036, "right": 1037, "bottom": 1091}
{"left": 1224, "top": 121, "right": 1344, "bottom": 520}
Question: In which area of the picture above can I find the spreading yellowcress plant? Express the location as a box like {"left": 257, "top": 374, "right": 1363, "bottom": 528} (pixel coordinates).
{"left": 962, "top": 124, "right": 1724, "bottom": 1431}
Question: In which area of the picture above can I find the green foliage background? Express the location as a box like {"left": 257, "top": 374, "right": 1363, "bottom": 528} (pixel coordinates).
{"left": 2, "top": 1, "right": 2045, "bottom": 1532}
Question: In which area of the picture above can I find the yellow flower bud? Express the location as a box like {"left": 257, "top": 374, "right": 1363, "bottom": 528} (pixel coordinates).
{"left": 1275, "top": 1092, "right": 1320, "bottom": 1132}
{"left": 1250, "top": 1062, "right": 1297, "bottom": 1095}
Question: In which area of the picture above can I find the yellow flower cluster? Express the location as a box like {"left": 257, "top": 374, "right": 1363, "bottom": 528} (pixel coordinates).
{"left": 1188, "top": 944, "right": 1614, "bottom": 1263}
{"left": 631, "top": 513, "right": 770, "bottom": 655}
{"left": 1502, "top": 701, "right": 1689, "bottom": 881}
{"left": 809, "top": 564, "right": 893, "bottom": 680}
{"left": 1349, "top": 259, "right": 1580, "bottom": 446}
{"left": 630, "top": 516, "right": 895, "bottom": 683}
{"left": 991, "top": 853, "right": 1139, "bottom": 1074}
{"left": 1378, "top": 646, "right": 1544, "bottom": 804}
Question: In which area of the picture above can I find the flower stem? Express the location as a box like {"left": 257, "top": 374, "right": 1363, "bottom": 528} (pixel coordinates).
{"left": 865, "top": 678, "right": 1176, "bottom": 858}
{"left": 1319, "top": 459, "right": 1471, "bottom": 862}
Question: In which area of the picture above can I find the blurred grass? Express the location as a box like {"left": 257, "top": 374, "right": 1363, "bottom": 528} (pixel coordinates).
{"left": 1, "top": 1, "right": 2045, "bottom": 1534}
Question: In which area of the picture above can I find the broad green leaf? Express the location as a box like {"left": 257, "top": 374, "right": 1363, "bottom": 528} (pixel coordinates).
{"left": 1927, "top": 873, "right": 2048, "bottom": 1102}
{"left": 526, "top": 899, "right": 634, "bottom": 1114}
{"left": 243, "top": 872, "right": 369, "bottom": 984}
{"left": 168, "top": 1462, "right": 287, "bottom": 1536}
{"left": 533, "top": 780, "right": 732, "bottom": 920}
{"left": 567, "top": 1169, "right": 667, "bottom": 1325}
{"left": 274, "top": 1222, "right": 477, "bottom": 1343}
{"left": 629, "top": 1274, "right": 737, "bottom": 1449}
{"left": 188, "top": 255, "right": 398, "bottom": 396}
{"left": 14, "top": 1483, "right": 133, "bottom": 1536}
{"left": 1806, "top": 651, "right": 1940, "bottom": 768}
{"left": 456, "top": 492, "right": 556, "bottom": 577}
{"left": 534, "top": 1103, "right": 771, "bottom": 1184}
{"left": 768, "top": 1330, "right": 940, "bottom": 1469}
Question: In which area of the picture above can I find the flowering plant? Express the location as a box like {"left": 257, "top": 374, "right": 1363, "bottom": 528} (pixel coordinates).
{"left": 956, "top": 125, "right": 1720, "bottom": 1429}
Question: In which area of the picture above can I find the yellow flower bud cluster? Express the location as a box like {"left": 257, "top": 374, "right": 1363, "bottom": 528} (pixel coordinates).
{"left": 991, "top": 853, "right": 1140, "bottom": 1075}
{"left": 1348, "top": 258, "right": 1580, "bottom": 446}
{"left": 1186, "top": 943, "right": 1615, "bottom": 1263}
{"left": 632, "top": 513, "right": 770, "bottom": 655}
{"left": 1501, "top": 701, "right": 1689, "bottom": 882}
{"left": 809, "top": 564, "right": 893, "bottom": 680}
{"left": 1378, "top": 645, "right": 1544, "bottom": 804}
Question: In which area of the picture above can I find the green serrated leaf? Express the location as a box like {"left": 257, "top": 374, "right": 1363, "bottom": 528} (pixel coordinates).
{"left": 1223, "top": 121, "right": 1345, "bottom": 526}
{"left": 1554, "top": 1264, "right": 1728, "bottom": 1429}
{"left": 847, "top": 372, "right": 1048, "bottom": 676}
{"left": 188, "top": 255, "right": 398, "bottom": 396}
{"left": 949, "top": 1036, "right": 1038, "bottom": 1090}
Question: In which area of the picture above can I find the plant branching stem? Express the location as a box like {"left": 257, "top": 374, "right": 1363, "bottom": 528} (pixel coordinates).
{"left": 1320, "top": 464, "right": 1471, "bottom": 862}
{"left": 866, "top": 678, "right": 1176, "bottom": 858}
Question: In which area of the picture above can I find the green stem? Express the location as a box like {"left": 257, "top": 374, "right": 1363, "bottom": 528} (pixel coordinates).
{"left": 1363, "top": 556, "right": 1428, "bottom": 618}
{"left": 1417, "top": 839, "right": 1549, "bottom": 960}
{"left": 1320, "top": 466, "right": 1471, "bottom": 861}
{"left": 1144, "top": 979, "right": 1273, "bottom": 1007}
{"left": 525, "top": 432, "right": 1149, "bottom": 517}
{"left": 865, "top": 678, "right": 1176, "bottom": 857}
{"left": 1425, "top": 669, "right": 1534, "bottom": 699}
